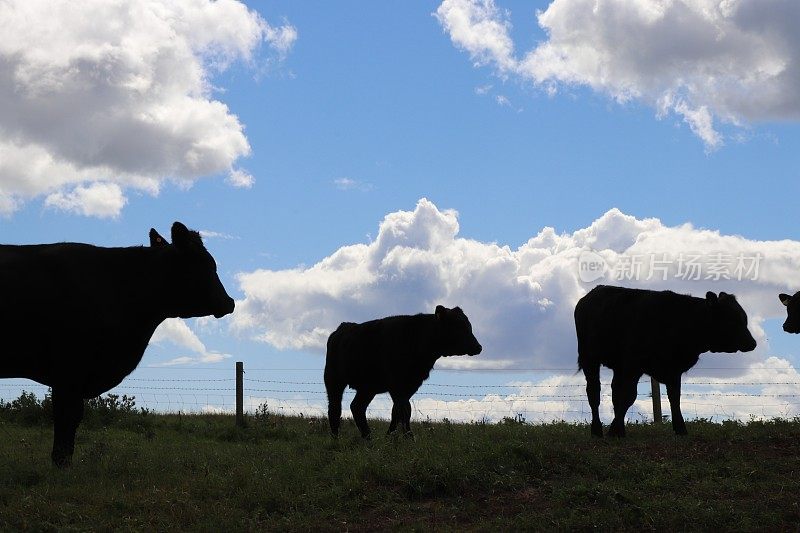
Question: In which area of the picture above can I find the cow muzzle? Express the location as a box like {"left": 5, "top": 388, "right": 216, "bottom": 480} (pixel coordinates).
{"left": 214, "top": 297, "right": 235, "bottom": 318}
{"left": 783, "top": 321, "right": 800, "bottom": 334}
{"left": 741, "top": 336, "right": 757, "bottom": 352}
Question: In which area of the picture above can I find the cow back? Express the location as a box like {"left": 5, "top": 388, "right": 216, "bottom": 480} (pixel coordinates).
{"left": 0, "top": 243, "right": 165, "bottom": 393}
{"left": 575, "top": 285, "right": 710, "bottom": 374}
{"left": 325, "top": 315, "right": 440, "bottom": 394}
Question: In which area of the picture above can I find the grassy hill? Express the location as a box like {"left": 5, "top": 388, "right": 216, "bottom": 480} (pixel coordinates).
{"left": 1, "top": 394, "right": 799, "bottom": 531}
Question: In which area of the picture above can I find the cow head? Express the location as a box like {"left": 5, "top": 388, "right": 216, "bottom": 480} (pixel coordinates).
{"left": 779, "top": 292, "right": 800, "bottom": 334}
{"left": 705, "top": 292, "right": 757, "bottom": 353}
{"left": 150, "top": 222, "right": 235, "bottom": 319}
{"left": 435, "top": 305, "right": 482, "bottom": 356}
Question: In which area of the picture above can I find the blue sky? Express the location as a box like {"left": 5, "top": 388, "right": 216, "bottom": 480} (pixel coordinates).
{"left": 2, "top": 1, "right": 800, "bottom": 422}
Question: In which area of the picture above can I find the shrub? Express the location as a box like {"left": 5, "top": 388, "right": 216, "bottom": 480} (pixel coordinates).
{"left": 83, "top": 393, "right": 152, "bottom": 433}
{"left": 0, "top": 390, "right": 53, "bottom": 425}
{"left": 0, "top": 390, "right": 152, "bottom": 434}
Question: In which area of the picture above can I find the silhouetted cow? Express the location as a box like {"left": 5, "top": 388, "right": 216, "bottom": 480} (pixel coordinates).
{"left": 575, "top": 285, "right": 757, "bottom": 438}
{"left": 0, "top": 222, "right": 235, "bottom": 466}
{"left": 324, "top": 305, "right": 482, "bottom": 439}
{"left": 779, "top": 292, "right": 800, "bottom": 333}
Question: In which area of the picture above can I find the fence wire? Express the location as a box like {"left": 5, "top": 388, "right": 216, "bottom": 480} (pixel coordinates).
{"left": 2, "top": 365, "right": 800, "bottom": 423}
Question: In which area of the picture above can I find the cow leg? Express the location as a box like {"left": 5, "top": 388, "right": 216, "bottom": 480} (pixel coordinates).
{"left": 350, "top": 391, "right": 375, "bottom": 439}
{"left": 400, "top": 398, "right": 413, "bottom": 437}
{"left": 388, "top": 392, "right": 412, "bottom": 436}
{"left": 665, "top": 378, "right": 687, "bottom": 435}
{"left": 324, "top": 374, "right": 346, "bottom": 437}
{"left": 582, "top": 364, "right": 603, "bottom": 437}
{"left": 51, "top": 388, "right": 84, "bottom": 468}
{"left": 388, "top": 399, "right": 401, "bottom": 434}
{"left": 607, "top": 372, "right": 639, "bottom": 438}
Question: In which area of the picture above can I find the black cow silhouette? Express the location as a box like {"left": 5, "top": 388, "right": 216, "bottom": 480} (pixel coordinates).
{"left": 0, "top": 222, "right": 235, "bottom": 466}
{"left": 575, "top": 285, "right": 756, "bottom": 438}
{"left": 324, "top": 305, "right": 482, "bottom": 439}
{"left": 779, "top": 292, "right": 800, "bottom": 333}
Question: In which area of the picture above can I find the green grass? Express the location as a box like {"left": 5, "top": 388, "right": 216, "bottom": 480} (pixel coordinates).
{"left": 1, "top": 413, "right": 799, "bottom": 531}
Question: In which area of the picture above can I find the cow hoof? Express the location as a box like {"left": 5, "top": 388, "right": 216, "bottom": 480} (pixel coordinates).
{"left": 591, "top": 421, "right": 603, "bottom": 438}
{"left": 674, "top": 427, "right": 688, "bottom": 436}
{"left": 51, "top": 454, "right": 72, "bottom": 469}
{"left": 607, "top": 427, "right": 625, "bottom": 438}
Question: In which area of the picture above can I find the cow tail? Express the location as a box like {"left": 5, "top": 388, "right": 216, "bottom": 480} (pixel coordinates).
{"left": 574, "top": 302, "right": 587, "bottom": 374}
{"left": 576, "top": 329, "right": 590, "bottom": 374}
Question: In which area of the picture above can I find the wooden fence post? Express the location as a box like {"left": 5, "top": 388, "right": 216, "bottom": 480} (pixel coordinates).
{"left": 650, "top": 376, "right": 662, "bottom": 424}
{"left": 236, "top": 361, "right": 244, "bottom": 427}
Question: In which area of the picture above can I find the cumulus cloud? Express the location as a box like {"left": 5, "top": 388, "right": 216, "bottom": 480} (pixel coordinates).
{"left": 226, "top": 168, "right": 255, "bottom": 189}
{"left": 0, "top": 0, "right": 295, "bottom": 216}
{"left": 150, "top": 318, "right": 230, "bottom": 366}
{"left": 44, "top": 182, "right": 126, "bottom": 218}
{"left": 233, "top": 198, "right": 800, "bottom": 375}
{"left": 434, "top": 0, "right": 516, "bottom": 73}
{"left": 435, "top": 0, "right": 800, "bottom": 148}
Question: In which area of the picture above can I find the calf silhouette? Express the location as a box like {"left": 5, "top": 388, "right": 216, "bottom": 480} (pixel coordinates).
{"left": 575, "top": 285, "right": 756, "bottom": 438}
{"left": 779, "top": 292, "right": 800, "bottom": 333}
{"left": 324, "top": 305, "right": 482, "bottom": 439}
{"left": 0, "top": 222, "right": 235, "bottom": 466}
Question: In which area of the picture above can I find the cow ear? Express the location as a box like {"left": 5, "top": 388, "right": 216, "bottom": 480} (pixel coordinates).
{"left": 706, "top": 291, "right": 718, "bottom": 304}
{"left": 171, "top": 222, "right": 191, "bottom": 248}
{"left": 435, "top": 305, "right": 447, "bottom": 319}
{"left": 780, "top": 293, "right": 792, "bottom": 306}
{"left": 149, "top": 228, "right": 168, "bottom": 247}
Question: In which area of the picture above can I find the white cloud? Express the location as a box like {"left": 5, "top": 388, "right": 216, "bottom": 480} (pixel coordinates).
{"left": 233, "top": 198, "right": 800, "bottom": 375}
{"left": 334, "top": 177, "right": 357, "bottom": 190}
{"left": 0, "top": 0, "right": 295, "bottom": 216}
{"left": 199, "top": 230, "right": 239, "bottom": 240}
{"left": 150, "top": 317, "right": 230, "bottom": 366}
{"left": 265, "top": 22, "right": 298, "bottom": 56}
{"left": 0, "top": 194, "right": 18, "bottom": 216}
{"left": 334, "top": 177, "right": 374, "bottom": 192}
{"left": 494, "top": 93, "right": 522, "bottom": 112}
{"left": 44, "top": 182, "right": 126, "bottom": 218}
{"left": 226, "top": 168, "right": 255, "bottom": 189}
{"left": 434, "top": 0, "right": 517, "bottom": 74}
{"left": 152, "top": 318, "right": 208, "bottom": 353}
{"left": 154, "top": 352, "right": 231, "bottom": 367}
{"left": 435, "top": 0, "right": 800, "bottom": 148}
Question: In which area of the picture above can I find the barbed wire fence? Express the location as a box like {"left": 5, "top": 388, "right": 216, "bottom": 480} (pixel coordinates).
{"left": 2, "top": 362, "right": 800, "bottom": 424}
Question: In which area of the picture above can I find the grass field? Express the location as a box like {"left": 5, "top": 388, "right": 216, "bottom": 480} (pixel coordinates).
{"left": 1, "top": 395, "right": 799, "bottom": 531}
